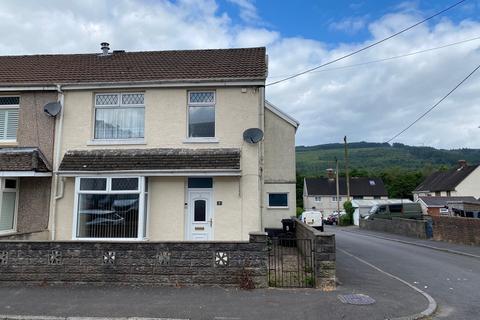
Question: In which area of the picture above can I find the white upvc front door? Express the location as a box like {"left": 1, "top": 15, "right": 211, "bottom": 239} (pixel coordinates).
{"left": 187, "top": 189, "right": 213, "bottom": 241}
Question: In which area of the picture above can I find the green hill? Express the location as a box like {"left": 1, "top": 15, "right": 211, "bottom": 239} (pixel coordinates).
{"left": 295, "top": 142, "right": 480, "bottom": 203}
{"left": 296, "top": 142, "right": 480, "bottom": 176}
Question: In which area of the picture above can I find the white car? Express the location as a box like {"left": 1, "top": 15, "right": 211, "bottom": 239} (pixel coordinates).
{"left": 300, "top": 211, "right": 324, "bottom": 232}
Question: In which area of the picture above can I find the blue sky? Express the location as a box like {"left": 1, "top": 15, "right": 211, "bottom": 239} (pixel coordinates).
{"left": 220, "top": 1, "right": 479, "bottom": 43}
{"left": 0, "top": 0, "right": 479, "bottom": 148}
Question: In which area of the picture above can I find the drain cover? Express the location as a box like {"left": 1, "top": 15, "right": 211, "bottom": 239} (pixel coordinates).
{"left": 338, "top": 294, "right": 376, "bottom": 305}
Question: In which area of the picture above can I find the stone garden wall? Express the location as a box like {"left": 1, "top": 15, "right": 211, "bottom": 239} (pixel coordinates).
{"left": 360, "top": 217, "right": 428, "bottom": 239}
{"left": 294, "top": 218, "right": 336, "bottom": 291}
{"left": 0, "top": 232, "right": 268, "bottom": 288}
{"left": 432, "top": 216, "right": 480, "bottom": 246}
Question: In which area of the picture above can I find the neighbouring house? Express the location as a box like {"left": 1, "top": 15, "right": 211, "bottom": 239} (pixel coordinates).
{"left": 447, "top": 199, "right": 480, "bottom": 218}
{"left": 0, "top": 93, "right": 57, "bottom": 239}
{"left": 413, "top": 160, "right": 480, "bottom": 201}
{"left": 417, "top": 196, "right": 478, "bottom": 216}
{"left": 351, "top": 199, "right": 412, "bottom": 226}
{"left": 0, "top": 44, "right": 298, "bottom": 241}
{"left": 303, "top": 176, "right": 388, "bottom": 216}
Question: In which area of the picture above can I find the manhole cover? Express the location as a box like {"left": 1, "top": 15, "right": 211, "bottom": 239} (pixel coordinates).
{"left": 338, "top": 294, "right": 376, "bottom": 305}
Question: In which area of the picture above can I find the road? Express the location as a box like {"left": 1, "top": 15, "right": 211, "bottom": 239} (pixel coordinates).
{"left": 333, "top": 227, "right": 480, "bottom": 319}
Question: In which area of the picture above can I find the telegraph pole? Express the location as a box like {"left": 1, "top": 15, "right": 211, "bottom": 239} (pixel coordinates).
{"left": 335, "top": 157, "right": 340, "bottom": 215}
{"left": 344, "top": 136, "right": 350, "bottom": 201}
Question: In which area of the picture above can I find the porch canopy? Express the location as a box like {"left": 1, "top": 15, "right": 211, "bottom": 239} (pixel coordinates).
{"left": 57, "top": 148, "right": 241, "bottom": 176}
{"left": 0, "top": 147, "right": 52, "bottom": 177}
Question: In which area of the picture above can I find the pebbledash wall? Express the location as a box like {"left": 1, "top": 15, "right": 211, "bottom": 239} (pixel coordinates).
{"left": 0, "top": 232, "right": 268, "bottom": 287}
{"left": 294, "top": 218, "right": 336, "bottom": 291}
{"left": 432, "top": 216, "right": 480, "bottom": 246}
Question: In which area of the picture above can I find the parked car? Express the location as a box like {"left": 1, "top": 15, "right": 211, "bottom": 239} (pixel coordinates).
{"left": 367, "top": 202, "right": 423, "bottom": 220}
{"left": 299, "top": 211, "right": 324, "bottom": 232}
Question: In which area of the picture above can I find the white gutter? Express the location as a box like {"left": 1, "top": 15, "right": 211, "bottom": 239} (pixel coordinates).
{"left": 61, "top": 80, "right": 265, "bottom": 90}
{"left": 49, "top": 85, "right": 65, "bottom": 241}
{"left": 0, "top": 86, "right": 58, "bottom": 92}
{"left": 56, "top": 169, "right": 242, "bottom": 177}
{"left": 0, "top": 171, "right": 51, "bottom": 177}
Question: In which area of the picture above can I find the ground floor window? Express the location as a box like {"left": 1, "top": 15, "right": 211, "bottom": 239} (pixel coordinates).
{"left": 75, "top": 177, "right": 146, "bottom": 239}
{"left": 268, "top": 193, "right": 288, "bottom": 208}
{"left": 0, "top": 178, "right": 17, "bottom": 233}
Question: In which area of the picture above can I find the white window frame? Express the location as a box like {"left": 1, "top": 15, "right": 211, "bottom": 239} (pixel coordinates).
{"left": 0, "top": 97, "right": 20, "bottom": 142}
{"left": 93, "top": 92, "right": 145, "bottom": 142}
{"left": 186, "top": 91, "right": 216, "bottom": 141}
{"left": 267, "top": 192, "right": 289, "bottom": 209}
{"left": 72, "top": 176, "right": 146, "bottom": 241}
{"left": 0, "top": 178, "right": 19, "bottom": 235}
{"left": 314, "top": 196, "right": 321, "bottom": 202}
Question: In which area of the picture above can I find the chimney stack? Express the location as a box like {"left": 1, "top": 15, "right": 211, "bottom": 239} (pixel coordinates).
{"left": 100, "top": 42, "right": 110, "bottom": 55}
{"left": 326, "top": 168, "right": 335, "bottom": 180}
{"left": 458, "top": 160, "right": 467, "bottom": 168}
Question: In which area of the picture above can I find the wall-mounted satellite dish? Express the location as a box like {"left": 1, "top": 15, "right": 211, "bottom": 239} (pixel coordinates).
{"left": 43, "top": 102, "right": 62, "bottom": 117}
{"left": 243, "top": 128, "right": 264, "bottom": 144}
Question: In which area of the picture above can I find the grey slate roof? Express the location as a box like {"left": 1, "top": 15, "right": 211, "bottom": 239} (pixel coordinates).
{"left": 305, "top": 177, "right": 388, "bottom": 197}
{"left": 414, "top": 165, "right": 479, "bottom": 192}
{"left": 0, "top": 147, "right": 51, "bottom": 172}
{"left": 0, "top": 47, "right": 267, "bottom": 86}
{"left": 419, "top": 196, "right": 478, "bottom": 207}
{"left": 58, "top": 148, "right": 241, "bottom": 172}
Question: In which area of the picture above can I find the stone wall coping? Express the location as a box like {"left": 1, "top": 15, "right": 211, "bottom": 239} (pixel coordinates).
{"left": 293, "top": 218, "right": 334, "bottom": 237}
{"left": 0, "top": 240, "right": 251, "bottom": 244}
{"left": 248, "top": 231, "right": 268, "bottom": 236}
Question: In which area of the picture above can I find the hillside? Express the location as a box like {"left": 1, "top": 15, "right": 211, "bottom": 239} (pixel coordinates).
{"left": 296, "top": 142, "right": 480, "bottom": 176}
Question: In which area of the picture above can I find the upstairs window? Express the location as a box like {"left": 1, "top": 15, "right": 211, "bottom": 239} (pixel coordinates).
{"left": 94, "top": 93, "right": 145, "bottom": 140}
{"left": 188, "top": 91, "right": 215, "bottom": 138}
{"left": 0, "top": 97, "right": 20, "bottom": 142}
{"left": 268, "top": 193, "right": 288, "bottom": 208}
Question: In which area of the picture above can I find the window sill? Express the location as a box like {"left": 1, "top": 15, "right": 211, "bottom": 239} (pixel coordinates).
{"left": 0, "top": 230, "right": 17, "bottom": 237}
{"left": 0, "top": 141, "right": 18, "bottom": 147}
{"left": 267, "top": 206, "right": 290, "bottom": 210}
{"left": 87, "top": 139, "right": 146, "bottom": 146}
{"left": 183, "top": 138, "right": 219, "bottom": 144}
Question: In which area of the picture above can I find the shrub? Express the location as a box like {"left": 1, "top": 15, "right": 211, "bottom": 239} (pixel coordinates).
{"left": 296, "top": 207, "right": 303, "bottom": 217}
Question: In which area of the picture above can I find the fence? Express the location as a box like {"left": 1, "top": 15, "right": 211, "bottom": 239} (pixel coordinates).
{"left": 0, "top": 232, "right": 269, "bottom": 288}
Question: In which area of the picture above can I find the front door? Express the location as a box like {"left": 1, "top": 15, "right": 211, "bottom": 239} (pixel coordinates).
{"left": 188, "top": 190, "right": 213, "bottom": 240}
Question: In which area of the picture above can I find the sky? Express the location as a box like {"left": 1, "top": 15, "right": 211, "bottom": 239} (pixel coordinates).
{"left": 0, "top": 0, "right": 479, "bottom": 149}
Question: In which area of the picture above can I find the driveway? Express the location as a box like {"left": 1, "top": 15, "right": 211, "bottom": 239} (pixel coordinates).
{"left": 334, "top": 226, "right": 480, "bottom": 319}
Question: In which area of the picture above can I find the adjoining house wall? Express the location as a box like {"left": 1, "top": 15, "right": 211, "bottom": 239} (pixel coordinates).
{"left": 0, "top": 232, "right": 269, "bottom": 287}
{"left": 294, "top": 218, "right": 336, "bottom": 291}
{"left": 16, "top": 177, "right": 51, "bottom": 234}
{"left": 56, "top": 87, "right": 263, "bottom": 241}
{"left": 262, "top": 108, "right": 296, "bottom": 228}
{"left": 359, "top": 218, "right": 428, "bottom": 239}
{"left": 455, "top": 167, "right": 480, "bottom": 198}
{"left": 432, "top": 216, "right": 480, "bottom": 245}
{"left": 16, "top": 92, "right": 57, "bottom": 164}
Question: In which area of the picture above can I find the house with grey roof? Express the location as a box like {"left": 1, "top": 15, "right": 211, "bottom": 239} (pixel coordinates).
{"left": 418, "top": 196, "right": 479, "bottom": 216}
{"left": 0, "top": 43, "right": 299, "bottom": 241}
{"left": 413, "top": 160, "right": 480, "bottom": 201}
{"left": 303, "top": 176, "right": 388, "bottom": 216}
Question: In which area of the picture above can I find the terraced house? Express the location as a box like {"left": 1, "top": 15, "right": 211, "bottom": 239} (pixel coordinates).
{"left": 0, "top": 44, "right": 298, "bottom": 241}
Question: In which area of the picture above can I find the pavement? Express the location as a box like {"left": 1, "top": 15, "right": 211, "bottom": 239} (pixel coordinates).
{"left": 1, "top": 226, "right": 478, "bottom": 319}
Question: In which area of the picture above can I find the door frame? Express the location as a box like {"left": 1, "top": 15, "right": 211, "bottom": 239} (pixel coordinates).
{"left": 186, "top": 188, "right": 214, "bottom": 241}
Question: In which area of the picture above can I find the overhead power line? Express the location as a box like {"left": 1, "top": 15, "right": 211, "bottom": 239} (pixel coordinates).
{"left": 266, "top": 0, "right": 468, "bottom": 86}
{"left": 385, "top": 62, "right": 480, "bottom": 143}
{"left": 267, "top": 36, "right": 480, "bottom": 79}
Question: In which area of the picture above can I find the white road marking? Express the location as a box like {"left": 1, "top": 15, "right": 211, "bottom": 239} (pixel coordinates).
{"left": 338, "top": 248, "right": 437, "bottom": 320}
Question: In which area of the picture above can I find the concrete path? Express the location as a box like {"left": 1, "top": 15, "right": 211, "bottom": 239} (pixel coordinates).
{"left": 333, "top": 226, "right": 480, "bottom": 319}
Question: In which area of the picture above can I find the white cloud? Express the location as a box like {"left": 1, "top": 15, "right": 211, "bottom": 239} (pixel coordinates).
{"left": 226, "top": 0, "right": 260, "bottom": 24}
{"left": 0, "top": 0, "right": 478, "bottom": 149}
{"left": 329, "top": 16, "right": 368, "bottom": 34}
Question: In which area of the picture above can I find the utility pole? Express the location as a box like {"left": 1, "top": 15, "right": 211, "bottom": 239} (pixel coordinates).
{"left": 335, "top": 157, "right": 340, "bottom": 215}
{"left": 344, "top": 136, "right": 350, "bottom": 201}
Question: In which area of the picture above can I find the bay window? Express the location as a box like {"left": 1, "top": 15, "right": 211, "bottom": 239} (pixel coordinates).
{"left": 94, "top": 93, "right": 145, "bottom": 140}
{"left": 74, "top": 177, "right": 146, "bottom": 239}
{"left": 188, "top": 91, "right": 215, "bottom": 138}
{"left": 0, "top": 178, "right": 18, "bottom": 233}
{"left": 0, "top": 96, "right": 20, "bottom": 142}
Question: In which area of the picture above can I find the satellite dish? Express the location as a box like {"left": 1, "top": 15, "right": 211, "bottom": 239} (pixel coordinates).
{"left": 243, "top": 128, "right": 264, "bottom": 144}
{"left": 43, "top": 102, "right": 62, "bottom": 117}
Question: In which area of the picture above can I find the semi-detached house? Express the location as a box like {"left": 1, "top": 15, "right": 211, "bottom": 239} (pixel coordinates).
{"left": 0, "top": 45, "right": 299, "bottom": 241}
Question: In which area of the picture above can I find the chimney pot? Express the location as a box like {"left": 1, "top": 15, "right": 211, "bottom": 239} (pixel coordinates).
{"left": 100, "top": 42, "right": 110, "bottom": 55}
{"left": 458, "top": 160, "right": 467, "bottom": 168}
{"left": 326, "top": 168, "right": 335, "bottom": 180}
